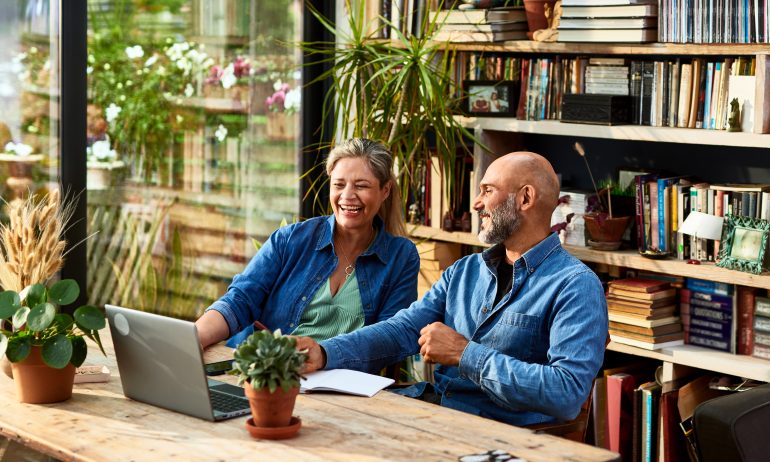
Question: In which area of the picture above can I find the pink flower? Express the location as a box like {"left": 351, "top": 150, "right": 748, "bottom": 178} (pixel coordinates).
{"left": 206, "top": 65, "right": 223, "bottom": 85}
{"left": 233, "top": 56, "right": 250, "bottom": 78}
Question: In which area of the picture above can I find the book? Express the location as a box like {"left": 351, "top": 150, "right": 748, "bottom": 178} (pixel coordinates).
{"left": 486, "top": 6, "right": 527, "bottom": 22}
{"left": 561, "top": 0, "right": 656, "bottom": 5}
{"left": 686, "top": 278, "right": 733, "bottom": 296}
{"left": 609, "top": 321, "right": 682, "bottom": 337}
{"left": 560, "top": 3, "right": 658, "bottom": 17}
{"left": 609, "top": 329, "right": 685, "bottom": 344}
{"left": 737, "top": 286, "right": 757, "bottom": 355}
{"left": 557, "top": 28, "right": 658, "bottom": 43}
{"left": 432, "top": 29, "right": 528, "bottom": 42}
{"left": 608, "top": 312, "right": 680, "bottom": 327}
{"left": 438, "top": 21, "right": 528, "bottom": 33}
{"left": 610, "top": 334, "right": 684, "bottom": 350}
{"left": 300, "top": 369, "right": 395, "bottom": 397}
{"left": 639, "top": 381, "right": 662, "bottom": 462}
{"left": 607, "top": 294, "right": 676, "bottom": 308}
{"left": 432, "top": 8, "right": 487, "bottom": 25}
{"left": 608, "top": 287, "right": 677, "bottom": 300}
{"left": 558, "top": 17, "right": 658, "bottom": 29}
{"left": 608, "top": 278, "right": 671, "bottom": 293}
{"left": 608, "top": 304, "right": 677, "bottom": 318}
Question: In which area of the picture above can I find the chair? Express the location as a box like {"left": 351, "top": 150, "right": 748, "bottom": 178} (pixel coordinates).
{"left": 526, "top": 384, "right": 593, "bottom": 443}
{"left": 692, "top": 383, "right": 770, "bottom": 462}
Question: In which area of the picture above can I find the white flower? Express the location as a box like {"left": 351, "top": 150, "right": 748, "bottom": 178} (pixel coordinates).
{"left": 86, "top": 66, "right": 93, "bottom": 75}
{"left": 105, "top": 103, "right": 122, "bottom": 123}
{"left": 292, "top": 70, "right": 302, "bottom": 81}
{"left": 214, "top": 124, "right": 228, "bottom": 142}
{"left": 90, "top": 139, "right": 117, "bottom": 161}
{"left": 273, "top": 80, "right": 284, "bottom": 91}
{"left": 284, "top": 87, "right": 301, "bottom": 113}
{"left": 184, "top": 83, "right": 194, "bottom": 97}
{"left": 125, "top": 45, "right": 144, "bottom": 60}
{"left": 144, "top": 55, "right": 158, "bottom": 67}
{"left": 4, "top": 142, "right": 34, "bottom": 157}
{"left": 220, "top": 64, "right": 237, "bottom": 89}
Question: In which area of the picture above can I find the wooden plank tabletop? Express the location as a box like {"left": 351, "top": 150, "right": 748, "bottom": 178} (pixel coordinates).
{"left": 0, "top": 329, "right": 619, "bottom": 462}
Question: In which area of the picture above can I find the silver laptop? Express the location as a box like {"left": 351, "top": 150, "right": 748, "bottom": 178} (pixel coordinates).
{"left": 106, "top": 305, "right": 250, "bottom": 421}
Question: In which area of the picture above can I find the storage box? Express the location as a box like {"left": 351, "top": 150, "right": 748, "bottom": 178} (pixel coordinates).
{"left": 560, "top": 94, "right": 631, "bottom": 125}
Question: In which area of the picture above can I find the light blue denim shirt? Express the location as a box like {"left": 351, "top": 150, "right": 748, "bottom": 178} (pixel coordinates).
{"left": 321, "top": 232, "right": 608, "bottom": 426}
{"left": 205, "top": 215, "right": 420, "bottom": 347}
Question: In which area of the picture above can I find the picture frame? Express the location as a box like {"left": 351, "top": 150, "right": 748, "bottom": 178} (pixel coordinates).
{"left": 463, "top": 80, "right": 518, "bottom": 117}
{"left": 716, "top": 214, "right": 770, "bottom": 274}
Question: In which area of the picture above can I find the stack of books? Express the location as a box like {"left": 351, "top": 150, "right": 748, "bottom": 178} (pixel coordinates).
{"left": 681, "top": 278, "right": 736, "bottom": 353}
{"left": 433, "top": 6, "right": 528, "bottom": 42}
{"left": 557, "top": 0, "right": 658, "bottom": 43}
{"left": 584, "top": 58, "right": 630, "bottom": 96}
{"left": 607, "top": 278, "right": 684, "bottom": 350}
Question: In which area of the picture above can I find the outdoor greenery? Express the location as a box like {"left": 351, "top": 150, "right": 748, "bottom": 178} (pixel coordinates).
{"left": 229, "top": 329, "right": 307, "bottom": 393}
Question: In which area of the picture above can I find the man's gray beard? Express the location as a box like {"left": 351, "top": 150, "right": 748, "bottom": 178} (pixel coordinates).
{"left": 478, "top": 194, "right": 521, "bottom": 245}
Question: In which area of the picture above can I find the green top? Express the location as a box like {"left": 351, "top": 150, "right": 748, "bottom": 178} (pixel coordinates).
{"left": 290, "top": 272, "right": 365, "bottom": 341}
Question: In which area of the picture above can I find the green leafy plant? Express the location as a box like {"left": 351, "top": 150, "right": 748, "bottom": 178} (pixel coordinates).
{"left": 0, "top": 279, "right": 105, "bottom": 368}
{"left": 229, "top": 329, "right": 307, "bottom": 393}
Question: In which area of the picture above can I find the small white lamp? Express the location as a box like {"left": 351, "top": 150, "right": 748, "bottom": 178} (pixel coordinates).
{"left": 679, "top": 211, "right": 725, "bottom": 262}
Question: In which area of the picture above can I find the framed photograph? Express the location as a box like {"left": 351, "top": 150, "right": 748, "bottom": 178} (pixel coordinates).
{"left": 463, "top": 80, "right": 518, "bottom": 117}
{"left": 716, "top": 214, "right": 770, "bottom": 274}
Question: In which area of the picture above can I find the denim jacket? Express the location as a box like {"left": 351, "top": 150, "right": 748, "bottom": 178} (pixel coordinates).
{"left": 321, "top": 233, "right": 608, "bottom": 426}
{"left": 206, "top": 215, "right": 420, "bottom": 347}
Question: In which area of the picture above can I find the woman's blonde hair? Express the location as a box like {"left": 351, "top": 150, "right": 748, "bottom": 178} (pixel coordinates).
{"left": 325, "top": 138, "right": 405, "bottom": 236}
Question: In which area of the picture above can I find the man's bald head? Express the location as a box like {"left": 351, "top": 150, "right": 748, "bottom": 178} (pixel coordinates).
{"left": 490, "top": 151, "right": 560, "bottom": 214}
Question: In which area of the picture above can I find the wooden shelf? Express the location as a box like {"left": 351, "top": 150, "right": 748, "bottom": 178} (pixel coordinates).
{"left": 435, "top": 41, "right": 770, "bottom": 56}
{"left": 408, "top": 225, "right": 770, "bottom": 289}
{"left": 457, "top": 118, "right": 770, "bottom": 148}
{"left": 608, "top": 341, "right": 770, "bottom": 382}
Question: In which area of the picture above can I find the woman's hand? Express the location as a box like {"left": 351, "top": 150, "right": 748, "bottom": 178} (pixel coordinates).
{"left": 294, "top": 336, "right": 326, "bottom": 372}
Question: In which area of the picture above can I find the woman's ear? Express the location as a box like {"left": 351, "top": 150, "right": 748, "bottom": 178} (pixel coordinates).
{"left": 382, "top": 180, "right": 392, "bottom": 199}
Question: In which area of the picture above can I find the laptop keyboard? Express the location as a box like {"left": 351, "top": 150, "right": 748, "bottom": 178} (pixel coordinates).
{"left": 210, "top": 389, "right": 249, "bottom": 414}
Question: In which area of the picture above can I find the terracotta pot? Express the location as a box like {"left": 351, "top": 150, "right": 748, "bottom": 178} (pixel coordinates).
{"left": 584, "top": 213, "right": 631, "bottom": 250}
{"left": 523, "top": 0, "right": 557, "bottom": 39}
{"left": 10, "top": 346, "right": 76, "bottom": 404}
{"left": 266, "top": 112, "right": 297, "bottom": 142}
{"left": 243, "top": 384, "right": 299, "bottom": 428}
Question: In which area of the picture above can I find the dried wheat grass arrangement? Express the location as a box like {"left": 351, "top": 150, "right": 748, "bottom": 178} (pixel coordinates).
{"left": 0, "top": 190, "right": 76, "bottom": 291}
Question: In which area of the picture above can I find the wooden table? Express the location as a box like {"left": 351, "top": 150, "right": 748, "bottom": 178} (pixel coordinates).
{"left": 0, "top": 331, "right": 619, "bottom": 461}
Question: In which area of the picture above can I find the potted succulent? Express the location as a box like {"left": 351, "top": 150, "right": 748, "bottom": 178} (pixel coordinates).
{"left": 229, "top": 329, "right": 307, "bottom": 439}
{"left": 574, "top": 142, "right": 632, "bottom": 250}
{"left": 0, "top": 190, "right": 106, "bottom": 403}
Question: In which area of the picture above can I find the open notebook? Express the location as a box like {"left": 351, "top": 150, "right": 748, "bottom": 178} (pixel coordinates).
{"left": 300, "top": 369, "right": 394, "bottom": 397}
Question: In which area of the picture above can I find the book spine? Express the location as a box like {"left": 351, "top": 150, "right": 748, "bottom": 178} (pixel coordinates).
{"left": 737, "top": 286, "right": 756, "bottom": 354}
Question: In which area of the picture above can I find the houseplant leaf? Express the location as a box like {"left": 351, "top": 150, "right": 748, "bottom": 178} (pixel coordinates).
{"left": 49, "top": 279, "right": 80, "bottom": 305}
{"left": 24, "top": 283, "right": 47, "bottom": 308}
{"left": 0, "top": 290, "right": 20, "bottom": 319}
{"left": 52, "top": 313, "right": 75, "bottom": 332}
{"left": 27, "top": 303, "right": 56, "bottom": 332}
{"left": 41, "top": 334, "right": 73, "bottom": 369}
{"left": 69, "top": 335, "right": 87, "bottom": 367}
{"left": 12, "top": 306, "right": 30, "bottom": 330}
{"left": 6, "top": 336, "right": 31, "bottom": 362}
{"left": 74, "top": 305, "right": 106, "bottom": 331}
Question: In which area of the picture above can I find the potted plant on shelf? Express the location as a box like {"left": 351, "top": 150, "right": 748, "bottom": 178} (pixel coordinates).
{"left": 86, "top": 136, "right": 125, "bottom": 190}
{"left": 574, "top": 142, "right": 632, "bottom": 251}
{"left": 229, "top": 329, "right": 307, "bottom": 439}
{"left": 265, "top": 80, "right": 301, "bottom": 141}
{"left": 0, "top": 190, "right": 106, "bottom": 404}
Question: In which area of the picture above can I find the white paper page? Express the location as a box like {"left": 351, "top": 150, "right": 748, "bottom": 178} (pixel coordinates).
{"left": 300, "top": 369, "right": 394, "bottom": 397}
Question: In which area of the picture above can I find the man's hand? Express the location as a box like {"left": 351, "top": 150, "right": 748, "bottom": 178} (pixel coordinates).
{"left": 293, "top": 336, "right": 326, "bottom": 373}
{"left": 418, "top": 322, "right": 469, "bottom": 366}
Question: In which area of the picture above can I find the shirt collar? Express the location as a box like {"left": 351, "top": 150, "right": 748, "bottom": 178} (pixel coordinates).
{"left": 482, "top": 232, "right": 562, "bottom": 273}
{"left": 317, "top": 214, "right": 388, "bottom": 264}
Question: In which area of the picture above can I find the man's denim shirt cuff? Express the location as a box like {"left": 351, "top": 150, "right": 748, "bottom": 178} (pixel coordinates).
{"left": 459, "top": 341, "right": 488, "bottom": 383}
{"left": 206, "top": 300, "right": 238, "bottom": 336}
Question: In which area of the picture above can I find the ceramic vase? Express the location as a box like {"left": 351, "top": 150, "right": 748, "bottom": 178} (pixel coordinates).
{"left": 244, "top": 384, "right": 299, "bottom": 428}
{"left": 523, "top": 0, "right": 557, "bottom": 39}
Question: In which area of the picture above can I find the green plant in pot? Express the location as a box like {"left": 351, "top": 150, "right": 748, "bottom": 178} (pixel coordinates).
{"left": 0, "top": 190, "right": 106, "bottom": 404}
{"left": 574, "top": 142, "right": 632, "bottom": 251}
{"left": 230, "top": 329, "right": 307, "bottom": 437}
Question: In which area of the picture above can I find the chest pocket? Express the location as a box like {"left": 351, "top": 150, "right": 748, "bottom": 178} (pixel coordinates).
{"left": 490, "top": 311, "right": 541, "bottom": 361}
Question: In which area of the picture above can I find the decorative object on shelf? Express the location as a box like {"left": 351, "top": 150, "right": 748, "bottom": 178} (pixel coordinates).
{"left": 639, "top": 249, "right": 670, "bottom": 259}
{"left": 463, "top": 80, "right": 519, "bottom": 116}
{"left": 523, "top": 0, "right": 558, "bottom": 40}
{"left": 86, "top": 137, "right": 125, "bottom": 190}
{"left": 574, "top": 142, "right": 632, "bottom": 250}
{"left": 265, "top": 80, "right": 301, "bottom": 142}
{"left": 727, "top": 97, "right": 742, "bottom": 132}
{"left": 532, "top": 0, "right": 562, "bottom": 42}
{"left": 716, "top": 214, "right": 769, "bottom": 274}
{"left": 0, "top": 141, "right": 44, "bottom": 200}
{"left": 0, "top": 190, "right": 106, "bottom": 403}
{"left": 561, "top": 94, "right": 632, "bottom": 125}
{"left": 229, "top": 328, "right": 307, "bottom": 439}
{"left": 680, "top": 210, "right": 725, "bottom": 263}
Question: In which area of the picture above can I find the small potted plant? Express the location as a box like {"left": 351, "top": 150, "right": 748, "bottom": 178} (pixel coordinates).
{"left": 574, "top": 142, "right": 632, "bottom": 250}
{"left": 264, "top": 80, "right": 301, "bottom": 141}
{"left": 229, "top": 329, "right": 306, "bottom": 439}
{"left": 0, "top": 190, "right": 106, "bottom": 403}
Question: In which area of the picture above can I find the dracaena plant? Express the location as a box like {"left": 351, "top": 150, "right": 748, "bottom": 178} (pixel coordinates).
{"left": 0, "top": 280, "right": 105, "bottom": 368}
{"left": 0, "top": 190, "right": 106, "bottom": 368}
{"left": 229, "top": 329, "right": 307, "bottom": 393}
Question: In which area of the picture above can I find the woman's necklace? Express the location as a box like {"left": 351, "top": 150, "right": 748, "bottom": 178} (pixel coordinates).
{"left": 336, "top": 229, "right": 375, "bottom": 280}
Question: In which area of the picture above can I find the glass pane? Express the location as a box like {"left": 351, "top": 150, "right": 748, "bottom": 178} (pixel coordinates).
{"left": 0, "top": 1, "right": 60, "bottom": 207}
{"left": 86, "top": 0, "right": 302, "bottom": 319}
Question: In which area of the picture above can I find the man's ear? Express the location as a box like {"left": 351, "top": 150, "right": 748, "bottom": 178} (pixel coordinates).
{"left": 519, "top": 185, "right": 536, "bottom": 211}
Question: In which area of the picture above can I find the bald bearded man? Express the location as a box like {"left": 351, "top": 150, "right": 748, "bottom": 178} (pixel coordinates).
{"left": 296, "top": 152, "right": 608, "bottom": 426}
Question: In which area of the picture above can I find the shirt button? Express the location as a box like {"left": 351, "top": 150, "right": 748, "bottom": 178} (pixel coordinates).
{"left": 301, "top": 296, "right": 307, "bottom": 301}
{"left": 445, "top": 391, "right": 452, "bottom": 398}
{"left": 289, "top": 323, "right": 295, "bottom": 327}
{"left": 481, "top": 306, "right": 488, "bottom": 313}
